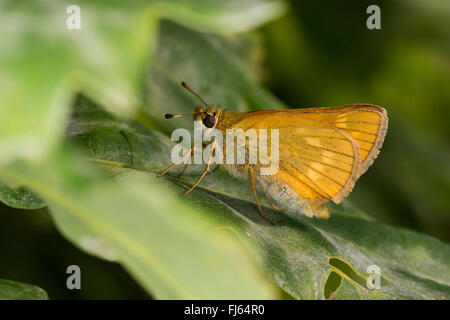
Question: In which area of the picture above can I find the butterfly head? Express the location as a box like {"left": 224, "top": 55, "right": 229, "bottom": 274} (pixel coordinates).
{"left": 193, "top": 106, "right": 221, "bottom": 128}
{"left": 164, "top": 82, "right": 221, "bottom": 129}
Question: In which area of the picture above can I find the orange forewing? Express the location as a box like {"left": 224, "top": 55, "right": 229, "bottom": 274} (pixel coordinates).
{"left": 242, "top": 104, "right": 388, "bottom": 173}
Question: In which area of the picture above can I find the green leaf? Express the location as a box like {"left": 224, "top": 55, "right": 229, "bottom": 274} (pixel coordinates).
{"left": 0, "top": 155, "right": 275, "bottom": 299}
{"left": 0, "top": 96, "right": 276, "bottom": 299}
{"left": 149, "top": 0, "right": 288, "bottom": 33}
{"left": 0, "top": 279, "right": 48, "bottom": 300}
{"left": 161, "top": 180, "right": 450, "bottom": 300}
{"left": 0, "top": 0, "right": 286, "bottom": 300}
{"left": 0, "top": 0, "right": 155, "bottom": 164}
{"left": 0, "top": 183, "right": 45, "bottom": 209}
{"left": 0, "top": 0, "right": 286, "bottom": 165}
{"left": 65, "top": 96, "right": 450, "bottom": 300}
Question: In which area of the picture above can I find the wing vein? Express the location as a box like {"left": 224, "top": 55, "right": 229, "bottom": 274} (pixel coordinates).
{"left": 297, "top": 135, "right": 375, "bottom": 144}
{"left": 300, "top": 161, "right": 346, "bottom": 188}
{"left": 296, "top": 156, "right": 352, "bottom": 174}
{"left": 280, "top": 164, "right": 332, "bottom": 199}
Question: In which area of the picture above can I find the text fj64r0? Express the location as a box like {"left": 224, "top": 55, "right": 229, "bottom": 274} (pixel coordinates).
{"left": 229, "top": 305, "right": 264, "bottom": 317}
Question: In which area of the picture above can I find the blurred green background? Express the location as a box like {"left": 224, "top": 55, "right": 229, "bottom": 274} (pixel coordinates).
{"left": 0, "top": 0, "right": 449, "bottom": 299}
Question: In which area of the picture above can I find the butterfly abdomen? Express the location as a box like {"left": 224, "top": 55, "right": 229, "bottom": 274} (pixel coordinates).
{"left": 256, "top": 175, "right": 330, "bottom": 218}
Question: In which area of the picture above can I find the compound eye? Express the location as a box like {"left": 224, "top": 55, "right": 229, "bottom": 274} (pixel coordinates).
{"left": 203, "top": 114, "right": 216, "bottom": 128}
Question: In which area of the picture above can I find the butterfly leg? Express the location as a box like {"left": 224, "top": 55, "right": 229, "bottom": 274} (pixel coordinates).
{"left": 178, "top": 141, "right": 217, "bottom": 178}
{"left": 248, "top": 166, "right": 275, "bottom": 225}
{"left": 157, "top": 142, "right": 199, "bottom": 177}
{"left": 184, "top": 141, "right": 216, "bottom": 195}
{"left": 262, "top": 192, "right": 281, "bottom": 211}
{"left": 177, "top": 164, "right": 189, "bottom": 178}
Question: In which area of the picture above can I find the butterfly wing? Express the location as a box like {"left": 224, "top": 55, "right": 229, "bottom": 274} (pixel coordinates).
{"left": 245, "top": 104, "right": 388, "bottom": 174}
{"left": 288, "top": 104, "right": 388, "bottom": 174}
{"left": 232, "top": 104, "right": 387, "bottom": 218}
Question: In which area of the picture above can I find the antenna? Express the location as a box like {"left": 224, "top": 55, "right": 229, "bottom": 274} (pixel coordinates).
{"left": 164, "top": 113, "right": 192, "bottom": 119}
{"left": 181, "top": 81, "right": 209, "bottom": 107}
